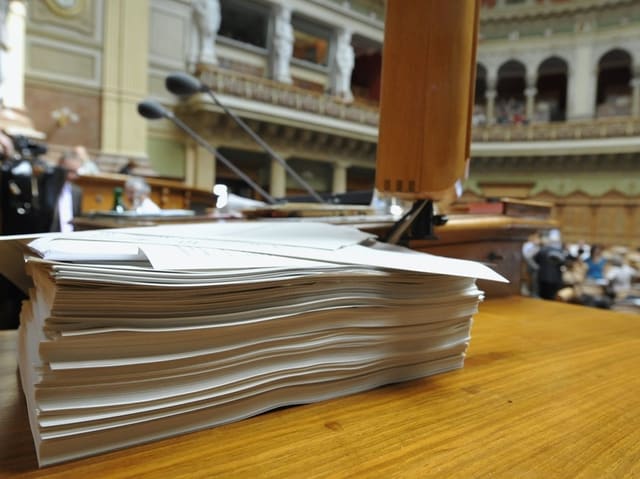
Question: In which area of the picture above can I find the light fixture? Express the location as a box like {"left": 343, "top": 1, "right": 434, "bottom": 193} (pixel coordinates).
{"left": 51, "top": 107, "right": 79, "bottom": 127}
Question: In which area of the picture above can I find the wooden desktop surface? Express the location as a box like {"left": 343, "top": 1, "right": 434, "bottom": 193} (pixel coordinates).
{"left": 2, "top": 296, "right": 639, "bottom": 478}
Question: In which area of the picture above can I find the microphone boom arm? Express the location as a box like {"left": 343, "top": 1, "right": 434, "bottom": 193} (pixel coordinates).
{"left": 168, "top": 112, "right": 276, "bottom": 204}
{"left": 165, "top": 72, "right": 325, "bottom": 203}
{"left": 203, "top": 90, "right": 325, "bottom": 203}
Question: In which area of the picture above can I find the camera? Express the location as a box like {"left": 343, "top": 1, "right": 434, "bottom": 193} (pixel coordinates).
{"left": 0, "top": 133, "right": 58, "bottom": 235}
{"left": 10, "top": 134, "right": 48, "bottom": 160}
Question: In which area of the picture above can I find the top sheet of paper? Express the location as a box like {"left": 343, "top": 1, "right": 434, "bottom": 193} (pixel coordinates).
{"left": 23, "top": 222, "right": 506, "bottom": 283}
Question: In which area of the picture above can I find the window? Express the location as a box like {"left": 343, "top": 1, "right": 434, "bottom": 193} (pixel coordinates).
{"left": 219, "top": 0, "right": 269, "bottom": 49}
{"left": 291, "top": 15, "right": 331, "bottom": 67}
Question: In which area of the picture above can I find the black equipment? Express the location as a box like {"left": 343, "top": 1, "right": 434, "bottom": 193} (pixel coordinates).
{"left": 0, "top": 135, "right": 61, "bottom": 235}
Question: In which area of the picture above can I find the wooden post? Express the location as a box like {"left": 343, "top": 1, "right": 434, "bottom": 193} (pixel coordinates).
{"left": 375, "top": 0, "right": 479, "bottom": 200}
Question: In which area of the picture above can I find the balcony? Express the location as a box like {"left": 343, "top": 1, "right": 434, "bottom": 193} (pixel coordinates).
{"left": 322, "top": 0, "right": 385, "bottom": 21}
{"left": 192, "top": 64, "right": 640, "bottom": 156}
{"left": 472, "top": 117, "right": 640, "bottom": 142}
{"left": 470, "top": 117, "right": 640, "bottom": 156}
{"left": 196, "top": 66, "right": 380, "bottom": 132}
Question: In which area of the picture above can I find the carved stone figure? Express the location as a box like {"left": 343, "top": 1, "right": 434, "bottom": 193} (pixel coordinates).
{"left": 332, "top": 28, "right": 355, "bottom": 102}
{"left": 0, "top": 0, "right": 10, "bottom": 96}
{"left": 271, "top": 4, "right": 293, "bottom": 84}
{"left": 191, "top": 0, "right": 220, "bottom": 66}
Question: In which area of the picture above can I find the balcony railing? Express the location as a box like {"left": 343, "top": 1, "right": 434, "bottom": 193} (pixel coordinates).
{"left": 198, "top": 66, "right": 380, "bottom": 128}
{"left": 196, "top": 66, "right": 640, "bottom": 142}
{"left": 471, "top": 117, "right": 640, "bottom": 142}
{"left": 323, "top": 0, "right": 385, "bottom": 20}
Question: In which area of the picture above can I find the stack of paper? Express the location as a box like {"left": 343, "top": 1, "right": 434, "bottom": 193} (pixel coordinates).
{"left": 8, "top": 222, "right": 505, "bottom": 466}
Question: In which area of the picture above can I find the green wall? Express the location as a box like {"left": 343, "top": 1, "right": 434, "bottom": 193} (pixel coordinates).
{"left": 147, "top": 137, "right": 186, "bottom": 178}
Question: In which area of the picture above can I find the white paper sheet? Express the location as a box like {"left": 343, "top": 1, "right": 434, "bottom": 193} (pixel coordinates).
{"left": 25, "top": 222, "right": 507, "bottom": 282}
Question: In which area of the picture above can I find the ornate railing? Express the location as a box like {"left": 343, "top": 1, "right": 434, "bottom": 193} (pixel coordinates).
{"left": 198, "top": 67, "right": 380, "bottom": 127}
{"left": 196, "top": 66, "right": 640, "bottom": 141}
{"left": 471, "top": 117, "right": 640, "bottom": 142}
{"left": 323, "top": 0, "right": 385, "bottom": 20}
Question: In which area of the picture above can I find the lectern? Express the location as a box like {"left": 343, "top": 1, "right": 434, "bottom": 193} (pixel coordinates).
{"left": 3, "top": 2, "right": 639, "bottom": 477}
{"left": 376, "top": 0, "right": 479, "bottom": 200}
{"left": 375, "top": 1, "right": 479, "bottom": 243}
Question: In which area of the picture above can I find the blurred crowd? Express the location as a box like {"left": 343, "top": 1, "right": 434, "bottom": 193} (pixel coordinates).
{"left": 522, "top": 229, "right": 640, "bottom": 312}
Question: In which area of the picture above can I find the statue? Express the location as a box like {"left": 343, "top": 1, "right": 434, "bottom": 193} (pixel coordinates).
{"left": 190, "top": 0, "right": 220, "bottom": 67}
{"left": 270, "top": 4, "right": 293, "bottom": 84}
{"left": 0, "top": 0, "right": 10, "bottom": 101}
{"left": 332, "top": 28, "right": 355, "bottom": 102}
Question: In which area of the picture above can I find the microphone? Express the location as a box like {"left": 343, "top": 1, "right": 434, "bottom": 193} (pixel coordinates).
{"left": 137, "top": 101, "right": 169, "bottom": 120}
{"left": 165, "top": 72, "right": 205, "bottom": 96}
{"left": 137, "top": 99, "right": 276, "bottom": 204}
{"left": 165, "top": 72, "right": 325, "bottom": 203}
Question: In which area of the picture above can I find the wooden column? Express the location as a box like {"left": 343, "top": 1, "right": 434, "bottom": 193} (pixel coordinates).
{"left": 375, "top": 0, "right": 479, "bottom": 200}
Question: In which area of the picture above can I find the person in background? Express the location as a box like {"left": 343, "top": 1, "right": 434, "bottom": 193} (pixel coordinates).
{"left": 119, "top": 159, "right": 138, "bottom": 175}
{"left": 522, "top": 231, "right": 541, "bottom": 297}
{"left": 74, "top": 145, "right": 100, "bottom": 175}
{"left": 585, "top": 244, "right": 607, "bottom": 282}
{"left": 533, "top": 229, "right": 567, "bottom": 301}
{"left": 568, "top": 239, "right": 590, "bottom": 262}
{"left": 124, "top": 176, "right": 161, "bottom": 214}
{"left": 0, "top": 130, "right": 21, "bottom": 328}
{"left": 50, "top": 150, "right": 83, "bottom": 232}
{"left": 606, "top": 255, "right": 637, "bottom": 300}
{"left": 0, "top": 129, "right": 14, "bottom": 159}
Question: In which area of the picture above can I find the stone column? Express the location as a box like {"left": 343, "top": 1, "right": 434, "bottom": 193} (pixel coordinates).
{"left": 270, "top": 156, "right": 286, "bottom": 199}
{"left": 190, "top": 0, "right": 220, "bottom": 67}
{"left": 0, "top": 0, "right": 24, "bottom": 109}
{"left": 0, "top": 1, "right": 39, "bottom": 134}
{"left": 524, "top": 77, "right": 537, "bottom": 122}
{"left": 485, "top": 89, "right": 497, "bottom": 124}
{"left": 186, "top": 142, "right": 216, "bottom": 191}
{"left": 332, "top": 161, "right": 348, "bottom": 194}
{"left": 270, "top": 4, "right": 293, "bottom": 84}
{"left": 567, "top": 43, "right": 597, "bottom": 120}
{"left": 630, "top": 76, "right": 640, "bottom": 118}
{"left": 102, "top": 0, "right": 149, "bottom": 156}
{"left": 331, "top": 28, "right": 355, "bottom": 102}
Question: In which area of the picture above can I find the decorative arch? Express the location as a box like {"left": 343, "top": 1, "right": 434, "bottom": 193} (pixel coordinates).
{"left": 530, "top": 51, "right": 573, "bottom": 78}
{"left": 496, "top": 59, "right": 526, "bottom": 124}
{"left": 475, "top": 63, "right": 487, "bottom": 106}
{"left": 596, "top": 48, "right": 632, "bottom": 117}
{"left": 536, "top": 56, "right": 569, "bottom": 122}
{"left": 592, "top": 43, "right": 635, "bottom": 72}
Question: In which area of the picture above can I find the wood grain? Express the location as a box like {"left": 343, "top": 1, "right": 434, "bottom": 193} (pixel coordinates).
{"left": 2, "top": 297, "right": 639, "bottom": 478}
{"left": 74, "top": 173, "right": 216, "bottom": 212}
{"left": 375, "top": 0, "right": 479, "bottom": 199}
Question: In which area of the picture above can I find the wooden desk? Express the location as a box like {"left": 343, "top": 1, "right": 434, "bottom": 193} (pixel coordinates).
{"left": 2, "top": 297, "right": 639, "bottom": 478}
{"left": 74, "top": 173, "right": 217, "bottom": 213}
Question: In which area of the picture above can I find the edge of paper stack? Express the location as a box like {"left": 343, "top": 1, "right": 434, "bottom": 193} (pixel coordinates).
{"left": 5, "top": 221, "right": 507, "bottom": 466}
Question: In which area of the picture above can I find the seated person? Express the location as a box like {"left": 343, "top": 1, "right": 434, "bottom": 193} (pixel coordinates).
{"left": 606, "top": 256, "right": 637, "bottom": 300}
{"left": 119, "top": 159, "right": 138, "bottom": 175}
{"left": 585, "top": 245, "right": 607, "bottom": 282}
{"left": 50, "top": 150, "right": 83, "bottom": 232}
{"left": 124, "top": 176, "right": 161, "bottom": 214}
{"left": 74, "top": 145, "right": 100, "bottom": 175}
{"left": 533, "top": 230, "right": 567, "bottom": 301}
